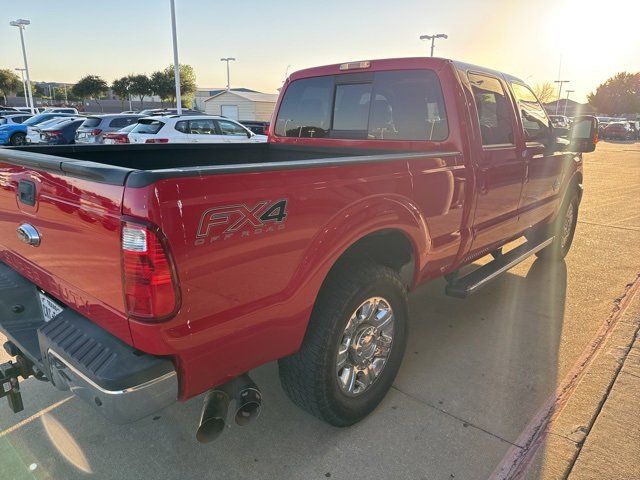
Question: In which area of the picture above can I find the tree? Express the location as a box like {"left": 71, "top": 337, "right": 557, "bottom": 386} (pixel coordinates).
{"left": 129, "top": 74, "right": 152, "bottom": 108}
{"left": 150, "top": 64, "right": 197, "bottom": 108}
{"left": 111, "top": 76, "right": 133, "bottom": 110}
{"left": 533, "top": 81, "right": 557, "bottom": 104}
{"left": 150, "top": 70, "right": 174, "bottom": 107}
{"left": 0, "top": 69, "right": 22, "bottom": 104}
{"left": 587, "top": 72, "right": 640, "bottom": 114}
{"left": 71, "top": 75, "right": 108, "bottom": 112}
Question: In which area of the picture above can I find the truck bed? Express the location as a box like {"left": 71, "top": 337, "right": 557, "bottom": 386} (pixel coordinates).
{"left": 2, "top": 144, "right": 430, "bottom": 187}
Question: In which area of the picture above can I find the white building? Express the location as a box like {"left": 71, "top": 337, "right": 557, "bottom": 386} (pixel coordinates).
{"left": 203, "top": 90, "right": 278, "bottom": 121}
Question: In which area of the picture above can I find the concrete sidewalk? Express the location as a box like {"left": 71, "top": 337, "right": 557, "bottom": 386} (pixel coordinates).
{"left": 524, "top": 278, "right": 640, "bottom": 480}
{"left": 568, "top": 318, "right": 640, "bottom": 479}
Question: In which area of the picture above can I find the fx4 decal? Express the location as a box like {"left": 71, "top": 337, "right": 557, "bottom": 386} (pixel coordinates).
{"left": 195, "top": 199, "right": 288, "bottom": 245}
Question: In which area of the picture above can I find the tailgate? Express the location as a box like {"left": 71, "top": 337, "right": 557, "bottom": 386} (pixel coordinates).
{"left": 0, "top": 160, "right": 131, "bottom": 343}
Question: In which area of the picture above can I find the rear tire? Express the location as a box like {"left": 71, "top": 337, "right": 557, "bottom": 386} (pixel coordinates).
{"left": 10, "top": 133, "right": 26, "bottom": 146}
{"left": 279, "top": 262, "right": 408, "bottom": 426}
{"left": 530, "top": 189, "right": 579, "bottom": 261}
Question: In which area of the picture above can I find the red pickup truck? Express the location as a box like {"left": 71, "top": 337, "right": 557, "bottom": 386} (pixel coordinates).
{"left": 0, "top": 57, "right": 597, "bottom": 442}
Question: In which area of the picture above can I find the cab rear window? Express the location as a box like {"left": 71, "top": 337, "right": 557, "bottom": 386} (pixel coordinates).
{"left": 274, "top": 69, "right": 448, "bottom": 141}
{"left": 130, "top": 119, "right": 164, "bottom": 134}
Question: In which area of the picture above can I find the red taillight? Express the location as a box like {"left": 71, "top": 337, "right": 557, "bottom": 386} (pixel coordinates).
{"left": 46, "top": 130, "right": 62, "bottom": 137}
{"left": 145, "top": 138, "right": 169, "bottom": 143}
{"left": 121, "top": 221, "right": 179, "bottom": 320}
{"left": 92, "top": 128, "right": 103, "bottom": 136}
{"left": 263, "top": 124, "right": 270, "bottom": 136}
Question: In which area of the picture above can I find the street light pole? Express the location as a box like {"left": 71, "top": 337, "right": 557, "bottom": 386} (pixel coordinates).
{"left": 169, "top": 0, "right": 182, "bottom": 115}
{"left": 419, "top": 33, "right": 448, "bottom": 57}
{"left": 564, "top": 89, "right": 574, "bottom": 116}
{"left": 220, "top": 58, "right": 236, "bottom": 90}
{"left": 10, "top": 19, "right": 35, "bottom": 114}
{"left": 14, "top": 68, "right": 28, "bottom": 108}
{"left": 554, "top": 79, "right": 570, "bottom": 116}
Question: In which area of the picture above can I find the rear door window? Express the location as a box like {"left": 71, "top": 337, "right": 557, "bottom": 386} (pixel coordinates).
{"left": 468, "top": 73, "right": 515, "bottom": 145}
{"left": 187, "top": 119, "right": 216, "bottom": 135}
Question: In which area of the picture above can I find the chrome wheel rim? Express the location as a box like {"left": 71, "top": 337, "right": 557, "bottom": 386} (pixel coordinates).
{"left": 561, "top": 202, "right": 575, "bottom": 249}
{"left": 336, "top": 297, "right": 395, "bottom": 396}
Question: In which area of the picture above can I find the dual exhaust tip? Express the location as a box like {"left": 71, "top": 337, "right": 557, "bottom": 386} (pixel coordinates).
{"left": 196, "top": 374, "right": 262, "bottom": 443}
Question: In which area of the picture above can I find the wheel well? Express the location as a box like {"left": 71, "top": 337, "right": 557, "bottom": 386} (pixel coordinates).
{"left": 568, "top": 171, "right": 583, "bottom": 203}
{"left": 330, "top": 229, "right": 416, "bottom": 288}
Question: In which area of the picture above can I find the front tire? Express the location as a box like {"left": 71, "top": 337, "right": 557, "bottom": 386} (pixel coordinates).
{"left": 279, "top": 262, "right": 408, "bottom": 426}
{"left": 531, "top": 189, "right": 579, "bottom": 261}
{"left": 10, "top": 133, "right": 26, "bottom": 146}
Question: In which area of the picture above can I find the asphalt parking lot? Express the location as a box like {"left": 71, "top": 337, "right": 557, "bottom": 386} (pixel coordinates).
{"left": 1, "top": 141, "right": 639, "bottom": 480}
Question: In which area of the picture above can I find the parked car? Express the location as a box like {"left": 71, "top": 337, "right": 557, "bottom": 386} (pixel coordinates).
{"left": 42, "top": 107, "right": 79, "bottom": 114}
{"left": 239, "top": 120, "right": 270, "bottom": 135}
{"left": 128, "top": 115, "right": 268, "bottom": 144}
{"left": 0, "top": 57, "right": 597, "bottom": 442}
{"left": 0, "top": 112, "right": 76, "bottom": 146}
{"left": 26, "top": 116, "right": 83, "bottom": 144}
{"left": 75, "top": 114, "right": 145, "bottom": 144}
{"left": 13, "top": 107, "right": 43, "bottom": 114}
{"left": 102, "top": 123, "right": 138, "bottom": 144}
{"left": 603, "top": 122, "right": 635, "bottom": 140}
{"left": 39, "top": 118, "right": 86, "bottom": 145}
{"left": 0, "top": 114, "right": 32, "bottom": 126}
{"left": 120, "top": 110, "right": 139, "bottom": 114}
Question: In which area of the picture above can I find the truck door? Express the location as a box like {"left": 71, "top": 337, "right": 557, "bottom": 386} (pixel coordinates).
{"left": 467, "top": 72, "right": 525, "bottom": 254}
{"left": 510, "top": 82, "right": 569, "bottom": 229}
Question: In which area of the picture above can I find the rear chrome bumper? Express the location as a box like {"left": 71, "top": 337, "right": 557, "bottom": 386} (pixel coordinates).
{"left": 0, "top": 261, "right": 178, "bottom": 423}
{"left": 46, "top": 349, "right": 178, "bottom": 424}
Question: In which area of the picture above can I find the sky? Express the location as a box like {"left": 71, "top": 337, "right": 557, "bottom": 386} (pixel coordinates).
{"left": 2, "top": 0, "right": 639, "bottom": 102}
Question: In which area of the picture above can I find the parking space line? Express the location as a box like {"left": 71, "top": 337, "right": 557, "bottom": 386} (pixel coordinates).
{"left": 391, "top": 384, "right": 522, "bottom": 448}
{"left": 0, "top": 396, "right": 73, "bottom": 439}
{"left": 577, "top": 220, "right": 640, "bottom": 232}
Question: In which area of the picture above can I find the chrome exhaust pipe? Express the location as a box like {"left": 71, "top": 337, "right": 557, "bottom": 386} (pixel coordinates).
{"left": 196, "top": 374, "right": 262, "bottom": 443}
{"left": 196, "top": 389, "right": 231, "bottom": 443}
{"left": 234, "top": 380, "right": 262, "bottom": 426}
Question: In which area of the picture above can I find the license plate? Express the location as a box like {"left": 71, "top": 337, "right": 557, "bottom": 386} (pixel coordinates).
{"left": 77, "top": 132, "right": 86, "bottom": 139}
{"left": 38, "top": 292, "right": 64, "bottom": 322}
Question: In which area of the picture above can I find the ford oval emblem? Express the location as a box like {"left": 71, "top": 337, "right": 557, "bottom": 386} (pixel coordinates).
{"left": 17, "top": 223, "right": 41, "bottom": 247}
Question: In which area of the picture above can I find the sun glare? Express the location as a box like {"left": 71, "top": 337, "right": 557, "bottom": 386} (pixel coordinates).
{"left": 546, "top": 0, "right": 640, "bottom": 63}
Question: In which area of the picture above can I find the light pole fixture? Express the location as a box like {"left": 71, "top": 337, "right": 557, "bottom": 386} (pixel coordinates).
{"left": 564, "top": 89, "right": 575, "bottom": 116}
{"left": 169, "top": 0, "right": 182, "bottom": 115}
{"left": 10, "top": 19, "right": 35, "bottom": 114}
{"left": 554, "top": 79, "right": 570, "bottom": 115}
{"left": 221, "top": 58, "right": 236, "bottom": 90}
{"left": 419, "top": 33, "right": 448, "bottom": 57}
{"left": 14, "top": 68, "right": 28, "bottom": 108}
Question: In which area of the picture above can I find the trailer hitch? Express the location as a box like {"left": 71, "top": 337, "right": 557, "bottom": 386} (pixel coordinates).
{"left": 0, "top": 361, "right": 24, "bottom": 413}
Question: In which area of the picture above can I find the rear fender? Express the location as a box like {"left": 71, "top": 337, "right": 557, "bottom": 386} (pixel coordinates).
{"left": 285, "top": 194, "right": 429, "bottom": 342}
